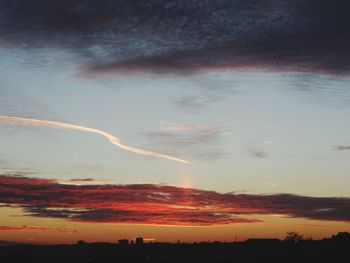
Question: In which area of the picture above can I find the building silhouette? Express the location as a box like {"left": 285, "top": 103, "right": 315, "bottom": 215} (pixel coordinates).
{"left": 135, "top": 237, "right": 144, "bottom": 245}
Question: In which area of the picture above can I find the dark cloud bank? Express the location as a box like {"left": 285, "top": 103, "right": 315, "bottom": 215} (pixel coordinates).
{"left": 1, "top": 175, "right": 350, "bottom": 226}
{"left": 1, "top": 0, "right": 350, "bottom": 75}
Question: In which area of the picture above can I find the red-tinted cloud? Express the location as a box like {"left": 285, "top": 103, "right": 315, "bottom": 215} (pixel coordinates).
{"left": 1, "top": 175, "right": 350, "bottom": 226}
{"left": 0, "top": 225, "right": 78, "bottom": 234}
{"left": 0, "top": 225, "right": 51, "bottom": 231}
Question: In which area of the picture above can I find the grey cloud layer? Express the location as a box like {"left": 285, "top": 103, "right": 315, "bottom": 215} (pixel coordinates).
{"left": 1, "top": 0, "right": 350, "bottom": 74}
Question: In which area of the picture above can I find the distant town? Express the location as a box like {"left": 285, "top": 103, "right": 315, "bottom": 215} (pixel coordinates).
{"left": 1, "top": 232, "right": 349, "bottom": 263}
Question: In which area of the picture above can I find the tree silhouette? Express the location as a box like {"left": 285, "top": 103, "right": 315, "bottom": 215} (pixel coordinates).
{"left": 332, "top": 232, "right": 350, "bottom": 241}
{"left": 284, "top": 231, "right": 304, "bottom": 244}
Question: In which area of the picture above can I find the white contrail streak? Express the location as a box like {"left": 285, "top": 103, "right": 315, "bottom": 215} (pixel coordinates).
{"left": 0, "top": 115, "right": 189, "bottom": 164}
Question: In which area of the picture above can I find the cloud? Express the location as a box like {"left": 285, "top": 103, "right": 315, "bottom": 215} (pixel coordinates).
{"left": 144, "top": 124, "right": 228, "bottom": 160}
{"left": 0, "top": 225, "right": 51, "bottom": 231}
{"left": 84, "top": 28, "right": 350, "bottom": 75}
{"left": 1, "top": 175, "right": 350, "bottom": 226}
{"left": 335, "top": 145, "right": 350, "bottom": 151}
{"left": 168, "top": 74, "right": 239, "bottom": 111}
{"left": 68, "top": 178, "right": 96, "bottom": 182}
{"left": 172, "top": 96, "right": 203, "bottom": 110}
{"left": 263, "top": 140, "right": 274, "bottom": 145}
{"left": 296, "top": 224, "right": 329, "bottom": 228}
{"left": 251, "top": 151, "right": 269, "bottom": 158}
{"left": 264, "top": 182, "right": 278, "bottom": 187}
{"left": 164, "top": 124, "right": 209, "bottom": 132}
{"left": 247, "top": 148, "right": 269, "bottom": 158}
{"left": 0, "top": 114, "right": 189, "bottom": 164}
{"left": 172, "top": 95, "right": 223, "bottom": 111}
{"left": 1, "top": 1, "right": 350, "bottom": 75}
{"left": 0, "top": 225, "right": 77, "bottom": 234}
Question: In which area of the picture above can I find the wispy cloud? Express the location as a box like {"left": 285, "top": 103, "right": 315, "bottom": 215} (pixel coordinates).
{"left": 68, "top": 178, "right": 95, "bottom": 182}
{"left": 0, "top": 225, "right": 51, "bottom": 231}
{"left": 144, "top": 123, "right": 228, "bottom": 160}
{"left": 0, "top": 225, "right": 77, "bottom": 234}
{"left": 296, "top": 224, "right": 329, "bottom": 228}
{"left": 0, "top": 115, "right": 189, "bottom": 164}
{"left": 264, "top": 182, "right": 278, "bottom": 187}
{"left": 164, "top": 124, "right": 208, "bottom": 132}
{"left": 263, "top": 140, "right": 274, "bottom": 145}
{"left": 335, "top": 145, "right": 350, "bottom": 151}
{"left": 172, "top": 95, "right": 207, "bottom": 110}
{"left": 172, "top": 93, "right": 229, "bottom": 111}
{"left": 1, "top": 175, "right": 350, "bottom": 226}
{"left": 247, "top": 148, "right": 269, "bottom": 159}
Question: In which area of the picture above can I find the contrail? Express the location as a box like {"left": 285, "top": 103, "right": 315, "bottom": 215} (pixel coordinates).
{"left": 0, "top": 115, "right": 189, "bottom": 164}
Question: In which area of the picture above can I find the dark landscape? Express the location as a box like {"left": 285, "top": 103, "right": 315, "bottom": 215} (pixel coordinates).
{"left": 1, "top": 232, "right": 350, "bottom": 263}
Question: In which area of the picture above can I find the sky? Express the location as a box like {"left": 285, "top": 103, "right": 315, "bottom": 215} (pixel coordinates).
{"left": 0, "top": 0, "right": 350, "bottom": 244}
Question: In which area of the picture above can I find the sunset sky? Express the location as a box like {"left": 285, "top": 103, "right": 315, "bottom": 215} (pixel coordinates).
{"left": 0, "top": 0, "right": 350, "bottom": 244}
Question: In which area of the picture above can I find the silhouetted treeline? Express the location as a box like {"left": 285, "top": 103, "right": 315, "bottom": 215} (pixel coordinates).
{"left": 0, "top": 232, "right": 349, "bottom": 263}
